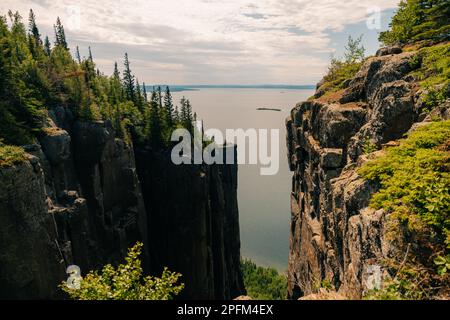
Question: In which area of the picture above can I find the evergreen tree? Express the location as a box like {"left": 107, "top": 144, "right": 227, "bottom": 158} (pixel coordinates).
{"left": 44, "top": 36, "right": 51, "bottom": 55}
{"left": 54, "top": 17, "right": 68, "bottom": 49}
{"left": 122, "top": 53, "right": 135, "bottom": 101}
{"left": 148, "top": 90, "right": 162, "bottom": 147}
{"left": 28, "top": 9, "right": 41, "bottom": 44}
{"left": 142, "top": 82, "right": 148, "bottom": 102}
{"left": 75, "top": 46, "right": 81, "bottom": 63}
{"left": 88, "top": 46, "right": 93, "bottom": 62}
{"left": 163, "top": 86, "right": 174, "bottom": 127}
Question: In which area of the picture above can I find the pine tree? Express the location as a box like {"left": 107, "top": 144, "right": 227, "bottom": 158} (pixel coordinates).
{"left": 122, "top": 53, "right": 135, "bottom": 101}
{"left": 75, "top": 46, "right": 81, "bottom": 63}
{"left": 135, "top": 79, "right": 144, "bottom": 112}
{"left": 163, "top": 86, "right": 174, "bottom": 127}
{"left": 54, "top": 17, "right": 68, "bottom": 49}
{"left": 142, "top": 82, "right": 148, "bottom": 102}
{"left": 148, "top": 90, "right": 162, "bottom": 146}
{"left": 88, "top": 46, "right": 93, "bottom": 62}
{"left": 28, "top": 9, "right": 41, "bottom": 44}
{"left": 44, "top": 36, "right": 51, "bottom": 55}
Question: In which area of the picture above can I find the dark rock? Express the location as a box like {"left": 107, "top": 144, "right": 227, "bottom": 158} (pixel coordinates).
{"left": 375, "top": 46, "right": 402, "bottom": 57}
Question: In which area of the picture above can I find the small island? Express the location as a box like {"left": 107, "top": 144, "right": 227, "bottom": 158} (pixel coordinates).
{"left": 257, "top": 107, "right": 282, "bottom": 112}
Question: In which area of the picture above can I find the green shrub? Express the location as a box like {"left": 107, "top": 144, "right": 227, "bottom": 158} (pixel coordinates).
{"left": 359, "top": 121, "right": 450, "bottom": 299}
{"left": 0, "top": 141, "right": 26, "bottom": 167}
{"left": 316, "top": 36, "right": 365, "bottom": 97}
{"left": 60, "top": 242, "right": 184, "bottom": 300}
{"left": 410, "top": 43, "right": 450, "bottom": 112}
{"left": 241, "top": 259, "right": 287, "bottom": 300}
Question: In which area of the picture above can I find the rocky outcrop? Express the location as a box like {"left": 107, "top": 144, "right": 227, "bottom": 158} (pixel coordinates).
{"left": 285, "top": 49, "right": 434, "bottom": 299}
{"left": 0, "top": 106, "right": 244, "bottom": 299}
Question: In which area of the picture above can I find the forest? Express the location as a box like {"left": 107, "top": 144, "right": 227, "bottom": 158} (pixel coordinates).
{"left": 0, "top": 10, "right": 196, "bottom": 154}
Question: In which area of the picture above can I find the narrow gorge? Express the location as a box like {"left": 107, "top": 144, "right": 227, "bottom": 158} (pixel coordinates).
{"left": 0, "top": 106, "right": 244, "bottom": 299}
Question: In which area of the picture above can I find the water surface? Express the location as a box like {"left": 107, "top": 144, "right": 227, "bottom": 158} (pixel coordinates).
{"left": 172, "top": 88, "right": 314, "bottom": 272}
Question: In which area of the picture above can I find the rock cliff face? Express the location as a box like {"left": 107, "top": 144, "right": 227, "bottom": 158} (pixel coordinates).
{"left": 285, "top": 49, "right": 447, "bottom": 299}
{"left": 0, "top": 106, "right": 244, "bottom": 299}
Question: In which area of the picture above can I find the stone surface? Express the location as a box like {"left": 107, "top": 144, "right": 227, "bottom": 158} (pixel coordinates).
{"left": 0, "top": 113, "right": 244, "bottom": 299}
{"left": 285, "top": 50, "right": 424, "bottom": 300}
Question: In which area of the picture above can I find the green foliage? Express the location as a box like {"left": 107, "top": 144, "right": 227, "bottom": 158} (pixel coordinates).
{"left": 359, "top": 121, "right": 450, "bottom": 247}
{"left": 379, "top": 0, "right": 450, "bottom": 45}
{"left": 434, "top": 255, "right": 450, "bottom": 276}
{"left": 362, "top": 138, "right": 378, "bottom": 154}
{"left": 241, "top": 259, "right": 287, "bottom": 300}
{"left": 0, "top": 10, "right": 196, "bottom": 149}
{"left": 60, "top": 242, "right": 184, "bottom": 300}
{"left": 410, "top": 43, "right": 450, "bottom": 112}
{"left": 317, "top": 36, "right": 365, "bottom": 96}
{"left": 360, "top": 121, "right": 450, "bottom": 299}
{"left": 0, "top": 141, "right": 26, "bottom": 167}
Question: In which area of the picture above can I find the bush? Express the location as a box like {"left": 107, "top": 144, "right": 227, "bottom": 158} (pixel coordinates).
{"left": 359, "top": 121, "right": 450, "bottom": 299}
{"left": 241, "top": 259, "right": 287, "bottom": 300}
{"left": 316, "top": 36, "right": 365, "bottom": 97}
{"left": 0, "top": 141, "right": 26, "bottom": 167}
{"left": 410, "top": 43, "right": 450, "bottom": 112}
{"left": 60, "top": 242, "right": 184, "bottom": 300}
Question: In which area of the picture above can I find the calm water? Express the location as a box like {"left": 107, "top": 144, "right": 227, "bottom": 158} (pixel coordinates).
{"left": 172, "top": 88, "right": 314, "bottom": 272}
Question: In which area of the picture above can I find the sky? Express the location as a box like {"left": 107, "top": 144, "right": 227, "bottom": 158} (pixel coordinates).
{"left": 1, "top": 0, "right": 400, "bottom": 85}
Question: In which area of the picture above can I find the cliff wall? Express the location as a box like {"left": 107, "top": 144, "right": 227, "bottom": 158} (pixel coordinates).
{"left": 285, "top": 48, "right": 449, "bottom": 299}
{"left": 0, "top": 106, "right": 244, "bottom": 299}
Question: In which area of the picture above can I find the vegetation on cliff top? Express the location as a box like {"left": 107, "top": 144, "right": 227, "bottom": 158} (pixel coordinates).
{"left": 0, "top": 140, "right": 26, "bottom": 167}
{"left": 379, "top": 0, "right": 450, "bottom": 45}
{"left": 360, "top": 121, "right": 450, "bottom": 299}
{"left": 0, "top": 10, "right": 196, "bottom": 148}
{"left": 61, "top": 242, "right": 184, "bottom": 300}
{"left": 241, "top": 259, "right": 287, "bottom": 300}
{"left": 314, "top": 35, "right": 366, "bottom": 99}
{"left": 410, "top": 42, "right": 450, "bottom": 111}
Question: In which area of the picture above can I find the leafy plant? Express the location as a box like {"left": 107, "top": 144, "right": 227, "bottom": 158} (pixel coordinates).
{"left": 434, "top": 255, "right": 450, "bottom": 276}
{"left": 60, "top": 242, "right": 184, "bottom": 300}
{"left": 241, "top": 259, "right": 287, "bottom": 300}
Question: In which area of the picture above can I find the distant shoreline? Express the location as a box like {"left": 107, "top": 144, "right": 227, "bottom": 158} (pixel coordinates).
{"left": 144, "top": 84, "right": 315, "bottom": 92}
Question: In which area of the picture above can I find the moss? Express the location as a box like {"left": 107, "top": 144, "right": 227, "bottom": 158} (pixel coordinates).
{"left": 0, "top": 143, "right": 27, "bottom": 167}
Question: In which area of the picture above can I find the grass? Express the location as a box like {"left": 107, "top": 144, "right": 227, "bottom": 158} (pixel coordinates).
{"left": 0, "top": 143, "right": 27, "bottom": 167}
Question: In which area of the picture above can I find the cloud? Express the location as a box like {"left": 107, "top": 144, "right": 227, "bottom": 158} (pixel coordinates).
{"left": 0, "top": 0, "right": 400, "bottom": 84}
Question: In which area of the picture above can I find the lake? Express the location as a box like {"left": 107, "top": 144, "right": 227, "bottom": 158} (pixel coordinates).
{"left": 172, "top": 88, "right": 315, "bottom": 272}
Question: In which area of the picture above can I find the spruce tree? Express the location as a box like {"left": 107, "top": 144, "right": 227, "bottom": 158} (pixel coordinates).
{"left": 142, "top": 82, "right": 148, "bottom": 102}
{"left": 148, "top": 90, "right": 162, "bottom": 147}
{"left": 28, "top": 9, "right": 41, "bottom": 44}
{"left": 54, "top": 17, "right": 68, "bottom": 49}
{"left": 122, "top": 53, "right": 135, "bottom": 101}
{"left": 163, "top": 86, "right": 174, "bottom": 127}
{"left": 44, "top": 36, "right": 51, "bottom": 55}
{"left": 75, "top": 46, "right": 81, "bottom": 63}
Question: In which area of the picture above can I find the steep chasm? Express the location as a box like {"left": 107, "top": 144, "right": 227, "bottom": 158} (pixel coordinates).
{"left": 0, "top": 105, "right": 244, "bottom": 299}
{"left": 285, "top": 47, "right": 450, "bottom": 299}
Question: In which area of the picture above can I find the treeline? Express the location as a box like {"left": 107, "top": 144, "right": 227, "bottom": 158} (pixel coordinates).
{"left": 241, "top": 259, "right": 287, "bottom": 300}
{"left": 379, "top": 0, "right": 450, "bottom": 45}
{"left": 0, "top": 10, "right": 196, "bottom": 148}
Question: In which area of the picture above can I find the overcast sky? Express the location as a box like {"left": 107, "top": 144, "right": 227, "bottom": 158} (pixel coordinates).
{"left": 1, "top": 0, "right": 400, "bottom": 85}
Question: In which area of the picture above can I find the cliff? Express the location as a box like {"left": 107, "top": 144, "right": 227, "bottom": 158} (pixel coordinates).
{"left": 285, "top": 46, "right": 449, "bottom": 299}
{"left": 0, "top": 105, "right": 244, "bottom": 299}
